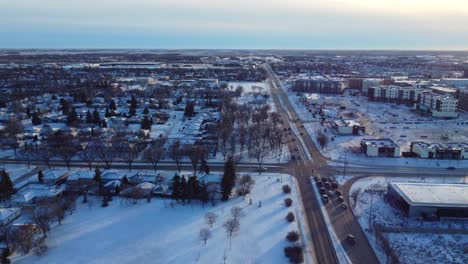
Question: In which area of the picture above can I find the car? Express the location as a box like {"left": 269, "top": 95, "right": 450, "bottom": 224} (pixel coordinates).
{"left": 446, "top": 166, "right": 456, "bottom": 170}
{"left": 335, "top": 190, "right": 342, "bottom": 196}
{"left": 317, "top": 181, "right": 323, "bottom": 186}
{"left": 346, "top": 234, "right": 356, "bottom": 245}
{"left": 320, "top": 187, "right": 326, "bottom": 194}
{"left": 324, "top": 181, "right": 330, "bottom": 188}
{"left": 291, "top": 154, "right": 296, "bottom": 160}
{"left": 313, "top": 176, "right": 319, "bottom": 181}
{"left": 297, "top": 156, "right": 302, "bottom": 160}
{"left": 295, "top": 146, "right": 299, "bottom": 151}
{"left": 322, "top": 195, "right": 329, "bottom": 202}
{"left": 331, "top": 182, "right": 338, "bottom": 188}
{"left": 340, "top": 203, "right": 348, "bottom": 210}
{"left": 337, "top": 196, "right": 344, "bottom": 203}
{"left": 257, "top": 167, "right": 267, "bottom": 172}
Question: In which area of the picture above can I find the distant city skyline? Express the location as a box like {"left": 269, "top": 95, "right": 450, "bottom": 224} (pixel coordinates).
{"left": 1, "top": 0, "right": 468, "bottom": 49}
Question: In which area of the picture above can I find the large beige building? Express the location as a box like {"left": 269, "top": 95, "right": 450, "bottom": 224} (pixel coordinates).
{"left": 418, "top": 93, "right": 458, "bottom": 118}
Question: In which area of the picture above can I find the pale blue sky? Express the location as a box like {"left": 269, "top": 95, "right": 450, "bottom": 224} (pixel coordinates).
{"left": 1, "top": 0, "right": 467, "bottom": 49}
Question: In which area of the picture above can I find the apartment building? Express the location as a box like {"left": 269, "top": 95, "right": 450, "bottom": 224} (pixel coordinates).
{"left": 418, "top": 93, "right": 458, "bottom": 118}
{"left": 367, "top": 85, "right": 423, "bottom": 104}
{"left": 292, "top": 76, "right": 344, "bottom": 94}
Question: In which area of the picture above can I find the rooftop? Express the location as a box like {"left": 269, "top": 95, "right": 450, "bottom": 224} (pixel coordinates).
{"left": 389, "top": 182, "right": 468, "bottom": 208}
{"left": 362, "top": 138, "right": 399, "bottom": 147}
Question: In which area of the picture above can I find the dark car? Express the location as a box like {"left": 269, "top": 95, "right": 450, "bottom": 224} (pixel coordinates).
{"left": 313, "top": 176, "right": 319, "bottom": 181}
{"left": 346, "top": 234, "right": 356, "bottom": 245}
{"left": 446, "top": 166, "right": 456, "bottom": 170}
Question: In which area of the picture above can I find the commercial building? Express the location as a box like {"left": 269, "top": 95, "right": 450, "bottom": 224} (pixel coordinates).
{"left": 367, "top": 85, "right": 423, "bottom": 104}
{"left": 410, "top": 141, "right": 468, "bottom": 160}
{"left": 387, "top": 182, "right": 468, "bottom": 218}
{"left": 418, "top": 93, "right": 458, "bottom": 118}
{"left": 360, "top": 138, "right": 400, "bottom": 157}
{"left": 440, "top": 78, "right": 468, "bottom": 88}
{"left": 332, "top": 119, "right": 365, "bottom": 135}
{"left": 463, "top": 63, "right": 468, "bottom": 78}
{"left": 347, "top": 78, "right": 364, "bottom": 90}
{"left": 362, "top": 78, "right": 383, "bottom": 94}
{"left": 457, "top": 88, "right": 468, "bottom": 112}
{"left": 292, "top": 77, "right": 344, "bottom": 94}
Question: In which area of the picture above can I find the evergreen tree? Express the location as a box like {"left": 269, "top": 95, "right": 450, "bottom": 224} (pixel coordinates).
{"left": 143, "top": 107, "right": 149, "bottom": 115}
{"left": 171, "top": 175, "right": 181, "bottom": 201}
{"left": 94, "top": 166, "right": 102, "bottom": 187}
{"left": 101, "top": 119, "right": 108, "bottom": 128}
{"left": 109, "top": 99, "right": 117, "bottom": 111}
{"left": 130, "top": 96, "right": 138, "bottom": 110}
{"left": 92, "top": 108, "right": 101, "bottom": 124}
{"left": 105, "top": 108, "right": 111, "bottom": 118}
{"left": 199, "top": 181, "right": 209, "bottom": 204}
{"left": 180, "top": 176, "right": 187, "bottom": 203}
{"left": 199, "top": 159, "right": 210, "bottom": 174}
{"left": 184, "top": 101, "right": 195, "bottom": 117}
{"left": 86, "top": 110, "right": 93, "bottom": 124}
{"left": 31, "top": 112, "right": 42, "bottom": 125}
{"left": 0, "top": 170, "right": 15, "bottom": 201}
{"left": 38, "top": 170, "right": 44, "bottom": 183}
{"left": 122, "top": 176, "right": 130, "bottom": 185}
{"left": 67, "top": 108, "right": 78, "bottom": 126}
{"left": 141, "top": 116, "right": 152, "bottom": 130}
{"left": 221, "top": 156, "right": 236, "bottom": 201}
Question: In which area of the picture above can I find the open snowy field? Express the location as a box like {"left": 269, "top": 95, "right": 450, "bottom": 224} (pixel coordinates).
{"left": 349, "top": 176, "right": 468, "bottom": 263}
{"left": 12, "top": 173, "right": 311, "bottom": 264}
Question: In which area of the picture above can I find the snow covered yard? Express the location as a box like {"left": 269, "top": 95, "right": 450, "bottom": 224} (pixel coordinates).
{"left": 350, "top": 176, "right": 468, "bottom": 263}
{"left": 12, "top": 173, "right": 308, "bottom": 264}
{"left": 386, "top": 233, "right": 468, "bottom": 264}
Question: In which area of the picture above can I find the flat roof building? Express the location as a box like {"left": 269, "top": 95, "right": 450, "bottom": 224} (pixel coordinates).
{"left": 387, "top": 182, "right": 468, "bottom": 218}
{"left": 410, "top": 141, "right": 468, "bottom": 160}
{"left": 332, "top": 119, "right": 365, "bottom": 135}
{"left": 292, "top": 76, "right": 344, "bottom": 94}
{"left": 361, "top": 138, "right": 400, "bottom": 157}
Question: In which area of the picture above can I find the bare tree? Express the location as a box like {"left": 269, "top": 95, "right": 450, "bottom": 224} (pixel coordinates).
{"left": 6, "top": 224, "right": 36, "bottom": 254}
{"left": 199, "top": 228, "right": 211, "bottom": 245}
{"left": 317, "top": 131, "right": 328, "bottom": 150}
{"left": 79, "top": 146, "right": 98, "bottom": 170}
{"left": 32, "top": 147, "right": 55, "bottom": 169}
{"left": 31, "top": 206, "right": 53, "bottom": 238}
{"left": 350, "top": 187, "right": 362, "bottom": 208}
{"left": 204, "top": 212, "right": 218, "bottom": 228}
{"left": 170, "top": 140, "right": 182, "bottom": 173}
{"left": 230, "top": 206, "right": 244, "bottom": 220}
{"left": 223, "top": 218, "right": 240, "bottom": 237}
{"left": 18, "top": 147, "right": 34, "bottom": 168}
{"left": 238, "top": 174, "right": 255, "bottom": 197}
{"left": 2, "top": 118, "right": 23, "bottom": 155}
{"left": 120, "top": 143, "right": 139, "bottom": 171}
{"left": 96, "top": 143, "right": 116, "bottom": 169}
{"left": 188, "top": 144, "right": 206, "bottom": 176}
{"left": 143, "top": 137, "right": 166, "bottom": 171}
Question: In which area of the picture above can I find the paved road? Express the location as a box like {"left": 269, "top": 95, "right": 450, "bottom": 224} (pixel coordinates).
{"left": 265, "top": 64, "right": 380, "bottom": 264}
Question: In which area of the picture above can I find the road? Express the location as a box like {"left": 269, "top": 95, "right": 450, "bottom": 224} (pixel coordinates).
{"left": 264, "top": 64, "right": 380, "bottom": 264}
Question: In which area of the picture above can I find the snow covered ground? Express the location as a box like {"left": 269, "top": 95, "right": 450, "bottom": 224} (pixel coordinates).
{"left": 386, "top": 233, "right": 468, "bottom": 264}
{"left": 349, "top": 176, "right": 468, "bottom": 264}
{"left": 12, "top": 173, "right": 312, "bottom": 264}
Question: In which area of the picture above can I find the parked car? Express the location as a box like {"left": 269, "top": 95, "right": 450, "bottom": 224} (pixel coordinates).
{"left": 446, "top": 166, "right": 456, "bottom": 170}
{"left": 313, "top": 176, "right": 319, "bottom": 181}
{"left": 340, "top": 203, "right": 348, "bottom": 210}
{"left": 337, "top": 196, "right": 344, "bottom": 203}
{"left": 346, "top": 234, "right": 356, "bottom": 245}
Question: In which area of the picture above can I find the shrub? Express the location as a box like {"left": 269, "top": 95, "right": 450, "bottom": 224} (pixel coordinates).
{"left": 282, "top": 185, "right": 291, "bottom": 194}
{"left": 286, "top": 212, "right": 295, "bottom": 222}
{"left": 284, "top": 244, "right": 304, "bottom": 263}
{"left": 286, "top": 231, "right": 300, "bottom": 242}
{"left": 284, "top": 198, "right": 293, "bottom": 207}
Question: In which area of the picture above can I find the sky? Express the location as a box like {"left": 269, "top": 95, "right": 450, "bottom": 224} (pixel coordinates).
{"left": 1, "top": 0, "right": 468, "bottom": 50}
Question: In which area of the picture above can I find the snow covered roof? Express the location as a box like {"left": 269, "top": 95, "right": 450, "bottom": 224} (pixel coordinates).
{"left": 0, "top": 207, "right": 21, "bottom": 221}
{"left": 389, "top": 182, "right": 468, "bottom": 208}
